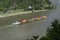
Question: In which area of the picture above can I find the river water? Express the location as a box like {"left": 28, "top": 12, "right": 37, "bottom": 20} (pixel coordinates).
{"left": 0, "top": 0, "right": 60, "bottom": 40}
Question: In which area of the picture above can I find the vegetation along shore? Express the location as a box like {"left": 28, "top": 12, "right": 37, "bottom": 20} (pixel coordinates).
{"left": 0, "top": 0, "right": 55, "bottom": 18}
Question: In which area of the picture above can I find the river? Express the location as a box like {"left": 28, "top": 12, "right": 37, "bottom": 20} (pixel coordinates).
{"left": 0, "top": 0, "right": 60, "bottom": 40}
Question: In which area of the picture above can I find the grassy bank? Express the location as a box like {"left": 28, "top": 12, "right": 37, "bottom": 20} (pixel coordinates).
{"left": 0, "top": 9, "right": 48, "bottom": 18}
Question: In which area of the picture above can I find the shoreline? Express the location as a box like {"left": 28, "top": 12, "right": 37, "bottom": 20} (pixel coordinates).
{"left": 0, "top": 9, "right": 48, "bottom": 18}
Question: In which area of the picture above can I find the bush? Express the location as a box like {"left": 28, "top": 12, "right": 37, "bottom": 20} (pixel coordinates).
{"left": 40, "top": 36, "right": 49, "bottom": 40}
{"left": 44, "top": 6, "right": 54, "bottom": 9}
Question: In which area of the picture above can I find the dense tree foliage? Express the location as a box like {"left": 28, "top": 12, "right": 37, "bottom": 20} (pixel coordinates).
{"left": 40, "top": 19, "right": 60, "bottom": 40}
{"left": 0, "top": 0, "right": 53, "bottom": 13}
{"left": 46, "top": 19, "right": 60, "bottom": 40}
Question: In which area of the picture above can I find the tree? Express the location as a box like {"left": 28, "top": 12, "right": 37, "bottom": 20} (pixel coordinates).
{"left": 40, "top": 19, "right": 60, "bottom": 40}
{"left": 47, "top": 19, "right": 60, "bottom": 40}
{"left": 0, "top": 0, "right": 53, "bottom": 13}
{"left": 27, "top": 35, "right": 39, "bottom": 40}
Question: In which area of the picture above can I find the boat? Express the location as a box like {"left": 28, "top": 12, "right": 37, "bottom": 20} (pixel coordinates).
{"left": 17, "top": 16, "right": 47, "bottom": 24}
{"left": 18, "top": 19, "right": 31, "bottom": 23}
{"left": 9, "top": 21, "right": 21, "bottom": 26}
{"left": 31, "top": 16, "right": 47, "bottom": 21}
{"left": 10, "top": 16, "right": 47, "bottom": 26}
{"left": 41, "top": 16, "right": 47, "bottom": 19}
{"left": 35, "top": 17, "right": 40, "bottom": 21}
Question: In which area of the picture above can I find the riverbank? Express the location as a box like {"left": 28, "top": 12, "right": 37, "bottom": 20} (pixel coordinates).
{"left": 0, "top": 9, "right": 48, "bottom": 18}
{"left": 0, "top": 9, "right": 48, "bottom": 26}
